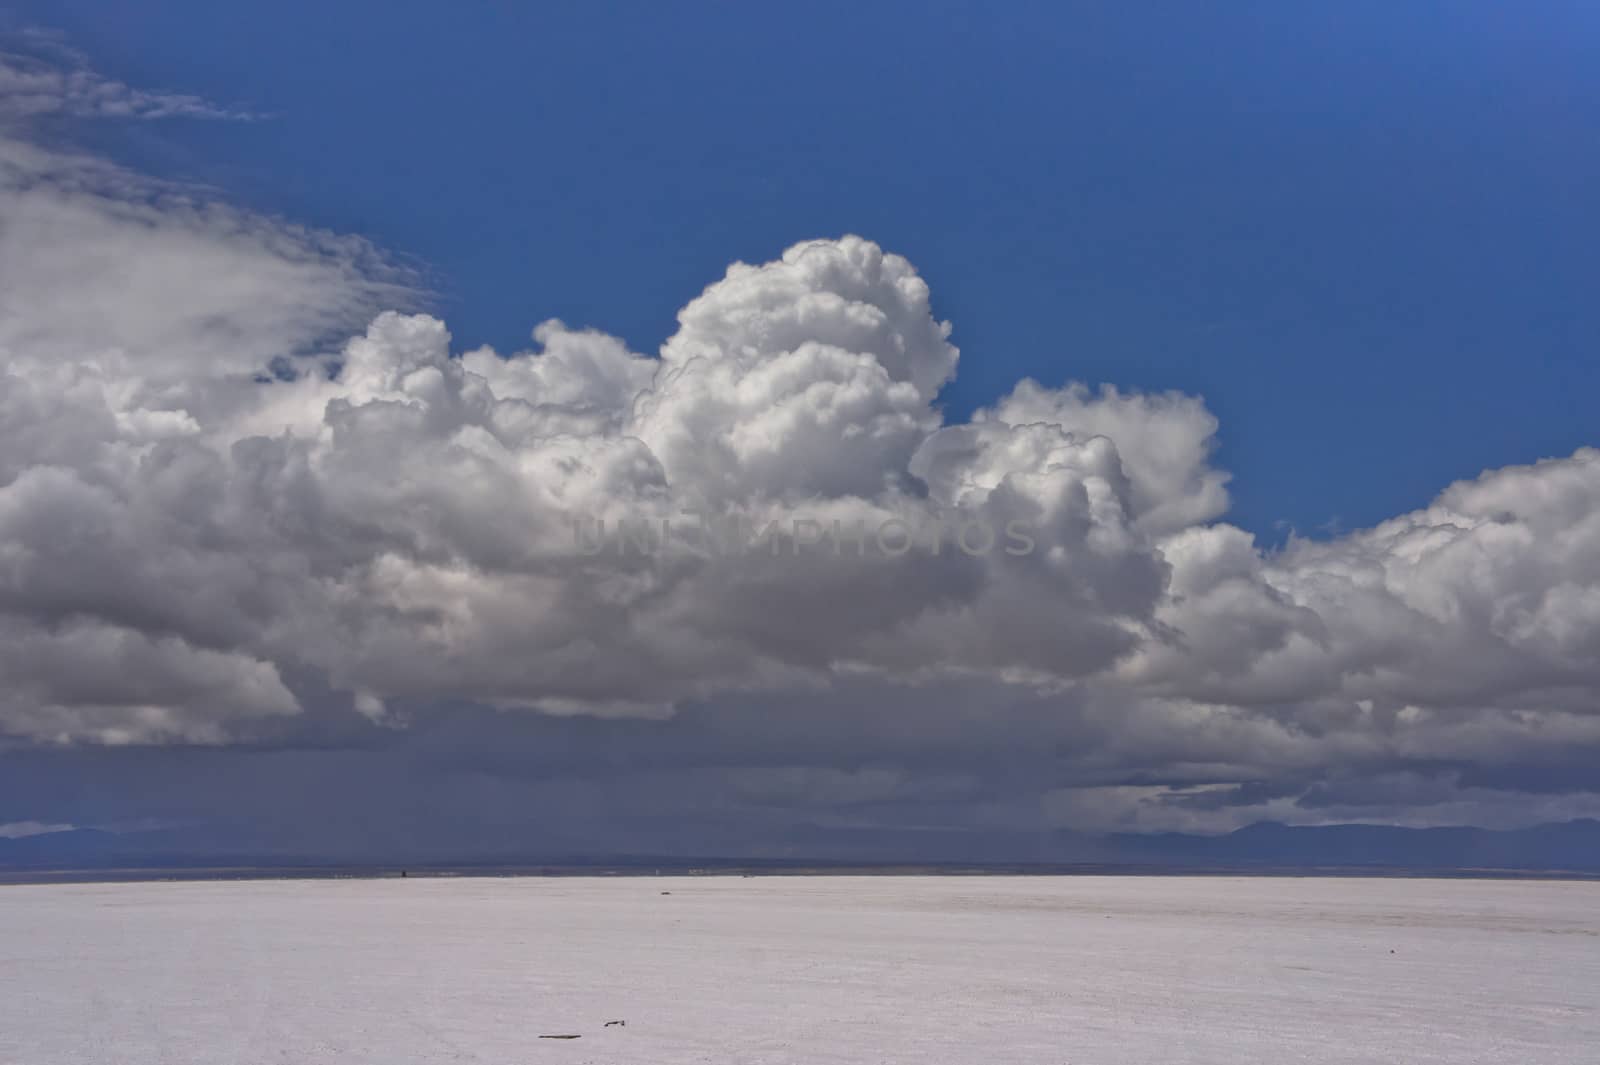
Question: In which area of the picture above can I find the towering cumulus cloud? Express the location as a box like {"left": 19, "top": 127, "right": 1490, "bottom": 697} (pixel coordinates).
{"left": 3, "top": 56, "right": 1600, "bottom": 831}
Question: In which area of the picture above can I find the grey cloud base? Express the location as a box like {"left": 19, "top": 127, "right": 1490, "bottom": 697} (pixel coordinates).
{"left": 3, "top": 128, "right": 1600, "bottom": 835}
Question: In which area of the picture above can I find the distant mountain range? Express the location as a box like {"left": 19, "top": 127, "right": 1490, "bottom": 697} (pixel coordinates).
{"left": 1100, "top": 818, "right": 1600, "bottom": 873}
{"left": 5, "top": 819, "right": 1598, "bottom": 878}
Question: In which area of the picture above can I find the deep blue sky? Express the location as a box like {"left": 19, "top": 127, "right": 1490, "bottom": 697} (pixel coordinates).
{"left": 13, "top": 0, "right": 1600, "bottom": 538}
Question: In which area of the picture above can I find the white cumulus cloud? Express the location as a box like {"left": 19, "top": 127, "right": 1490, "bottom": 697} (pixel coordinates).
{"left": 3, "top": 67, "right": 1600, "bottom": 832}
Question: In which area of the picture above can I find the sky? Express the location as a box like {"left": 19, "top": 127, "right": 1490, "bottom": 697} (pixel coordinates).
{"left": 14, "top": 0, "right": 1600, "bottom": 537}
{"left": 2, "top": 3, "right": 1600, "bottom": 861}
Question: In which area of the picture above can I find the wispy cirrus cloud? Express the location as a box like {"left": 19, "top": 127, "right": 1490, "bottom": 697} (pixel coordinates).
{"left": 0, "top": 820, "right": 75, "bottom": 839}
{"left": 0, "top": 31, "right": 253, "bottom": 122}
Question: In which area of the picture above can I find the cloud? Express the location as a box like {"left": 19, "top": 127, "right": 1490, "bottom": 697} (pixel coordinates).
{"left": 0, "top": 819, "right": 75, "bottom": 839}
{"left": 0, "top": 137, "right": 410, "bottom": 384}
{"left": 3, "top": 82, "right": 1600, "bottom": 837}
{"left": 0, "top": 36, "right": 250, "bottom": 121}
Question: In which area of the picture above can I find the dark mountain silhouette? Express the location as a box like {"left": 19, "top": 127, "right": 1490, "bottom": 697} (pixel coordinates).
{"left": 1102, "top": 818, "right": 1600, "bottom": 872}
{"left": 5, "top": 819, "right": 1598, "bottom": 876}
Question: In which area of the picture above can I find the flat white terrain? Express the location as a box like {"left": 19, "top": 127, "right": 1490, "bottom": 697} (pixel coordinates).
{"left": 1, "top": 875, "right": 1596, "bottom": 1064}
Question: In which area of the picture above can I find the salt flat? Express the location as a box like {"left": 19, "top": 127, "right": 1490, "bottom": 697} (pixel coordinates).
{"left": 1, "top": 875, "right": 1596, "bottom": 1064}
